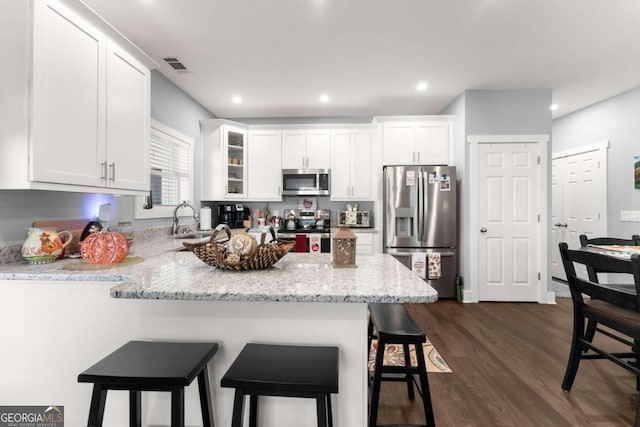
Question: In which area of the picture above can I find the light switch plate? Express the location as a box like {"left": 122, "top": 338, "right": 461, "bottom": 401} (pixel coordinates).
{"left": 620, "top": 211, "right": 640, "bottom": 222}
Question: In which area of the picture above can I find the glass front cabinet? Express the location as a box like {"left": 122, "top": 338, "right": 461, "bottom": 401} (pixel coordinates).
{"left": 201, "top": 121, "right": 248, "bottom": 200}
{"left": 224, "top": 126, "right": 247, "bottom": 198}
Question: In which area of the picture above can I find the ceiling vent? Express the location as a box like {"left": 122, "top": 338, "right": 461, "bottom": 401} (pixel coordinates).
{"left": 163, "top": 57, "right": 189, "bottom": 73}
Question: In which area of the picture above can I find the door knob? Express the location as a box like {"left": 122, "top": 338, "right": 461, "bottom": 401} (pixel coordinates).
{"left": 562, "top": 223, "right": 569, "bottom": 227}
{"left": 554, "top": 222, "right": 562, "bottom": 227}
{"left": 480, "top": 227, "right": 487, "bottom": 233}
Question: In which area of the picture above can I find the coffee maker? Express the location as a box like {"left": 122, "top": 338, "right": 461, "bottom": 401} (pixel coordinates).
{"left": 217, "top": 204, "right": 248, "bottom": 228}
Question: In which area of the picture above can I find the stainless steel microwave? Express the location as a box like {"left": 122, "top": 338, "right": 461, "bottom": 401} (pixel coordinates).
{"left": 282, "top": 169, "right": 330, "bottom": 196}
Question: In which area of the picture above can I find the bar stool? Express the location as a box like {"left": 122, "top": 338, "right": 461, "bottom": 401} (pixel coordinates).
{"left": 368, "top": 303, "right": 435, "bottom": 427}
{"left": 78, "top": 340, "right": 218, "bottom": 427}
{"left": 221, "top": 343, "right": 339, "bottom": 427}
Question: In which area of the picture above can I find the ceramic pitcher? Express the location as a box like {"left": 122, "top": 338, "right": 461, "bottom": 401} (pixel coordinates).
{"left": 21, "top": 228, "right": 73, "bottom": 264}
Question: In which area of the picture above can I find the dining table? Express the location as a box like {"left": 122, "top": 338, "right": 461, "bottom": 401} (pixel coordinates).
{"left": 577, "top": 244, "right": 640, "bottom": 308}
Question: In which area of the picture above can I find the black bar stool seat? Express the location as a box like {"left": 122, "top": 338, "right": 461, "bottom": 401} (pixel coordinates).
{"left": 221, "top": 343, "right": 339, "bottom": 427}
{"left": 368, "top": 303, "right": 435, "bottom": 427}
{"left": 78, "top": 340, "right": 218, "bottom": 427}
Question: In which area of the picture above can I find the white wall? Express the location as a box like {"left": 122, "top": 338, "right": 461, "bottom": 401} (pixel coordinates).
{"left": 439, "top": 93, "right": 466, "bottom": 285}
{"left": 553, "top": 86, "right": 640, "bottom": 239}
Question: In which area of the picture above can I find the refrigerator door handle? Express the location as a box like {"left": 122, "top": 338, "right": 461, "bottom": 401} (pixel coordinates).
{"left": 420, "top": 170, "right": 427, "bottom": 242}
{"left": 416, "top": 169, "right": 422, "bottom": 240}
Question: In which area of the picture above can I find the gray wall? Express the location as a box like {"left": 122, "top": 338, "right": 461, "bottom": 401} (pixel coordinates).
{"left": 0, "top": 70, "right": 215, "bottom": 246}
{"left": 439, "top": 93, "right": 466, "bottom": 286}
{"left": 552, "top": 86, "right": 640, "bottom": 238}
{"left": 439, "top": 89, "right": 552, "bottom": 293}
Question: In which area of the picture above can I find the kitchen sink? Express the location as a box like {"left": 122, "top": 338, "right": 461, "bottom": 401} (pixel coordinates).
{"left": 169, "top": 231, "right": 214, "bottom": 240}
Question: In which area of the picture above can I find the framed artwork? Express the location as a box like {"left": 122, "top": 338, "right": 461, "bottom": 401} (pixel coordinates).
{"left": 635, "top": 156, "right": 640, "bottom": 189}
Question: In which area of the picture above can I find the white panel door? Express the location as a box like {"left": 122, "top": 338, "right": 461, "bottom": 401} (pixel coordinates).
{"left": 31, "top": 2, "right": 105, "bottom": 186}
{"left": 105, "top": 43, "right": 149, "bottom": 191}
{"left": 350, "top": 129, "right": 372, "bottom": 199}
{"left": 550, "top": 149, "right": 606, "bottom": 280}
{"left": 550, "top": 159, "right": 565, "bottom": 279}
{"left": 415, "top": 122, "right": 449, "bottom": 165}
{"left": 382, "top": 122, "right": 415, "bottom": 165}
{"left": 478, "top": 143, "right": 540, "bottom": 301}
{"left": 282, "top": 131, "right": 306, "bottom": 169}
{"left": 305, "top": 130, "right": 331, "bottom": 169}
{"left": 248, "top": 130, "right": 282, "bottom": 200}
{"left": 330, "top": 130, "right": 351, "bottom": 199}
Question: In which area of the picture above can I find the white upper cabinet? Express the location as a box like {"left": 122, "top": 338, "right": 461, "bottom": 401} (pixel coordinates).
{"left": 330, "top": 129, "right": 372, "bottom": 201}
{"left": 248, "top": 130, "right": 282, "bottom": 201}
{"left": 382, "top": 119, "right": 451, "bottom": 165}
{"left": 30, "top": 0, "right": 105, "bottom": 188}
{"left": 1, "top": 0, "right": 152, "bottom": 194}
{"left": 104, "top": 43, "right": 150, "bottom": 191}
{"left": 282, "top": 130, "right": 331, "bottom": 169}
{"left": 201, "top": 122, "right": 249, "bottom": 200}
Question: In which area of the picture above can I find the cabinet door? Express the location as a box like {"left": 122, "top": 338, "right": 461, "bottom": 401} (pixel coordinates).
{"left": 105, "top": 43, "right": 150, "bottom": 191}
{"left": 282, "top": 131, "right": 307, "bottom": 169}
{"left": 248, "top": 130, "right": 282, "bottom": 200}
{"left": 223, "top": 125, "right": 248, "bottom": 198}
{"left": 31, "top": 1, "right": 105, "bottom": 187}
{"left": 330, "top": 131, "right": 351, "bottom": 200}
{"left": 415, "top": 122, "right": 450, "bottom": 165}
{"left": 305, "top": 130, "right": 331, "bottom": 169}
{"left": 382, "top": 122, "right": 415, "bottom": 165}
{"left": 350, "top": 129, "right": 372, "bottom": 200}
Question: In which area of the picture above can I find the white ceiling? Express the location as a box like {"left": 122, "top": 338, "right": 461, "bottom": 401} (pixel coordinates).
{"left": 83, "top": 0, "right": 640, "bottom": 120}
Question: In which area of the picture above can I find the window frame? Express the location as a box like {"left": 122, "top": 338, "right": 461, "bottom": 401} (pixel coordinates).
{"left": 135, "top": 119, "right": 195, "bottom": 220}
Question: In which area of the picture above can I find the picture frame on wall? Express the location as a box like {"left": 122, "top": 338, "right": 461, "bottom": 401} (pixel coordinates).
{"left": 635, "top": 156, "right": 640, "bottom": 189}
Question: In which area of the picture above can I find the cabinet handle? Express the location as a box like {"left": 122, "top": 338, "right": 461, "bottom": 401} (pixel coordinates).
{"left": 351, "top": 185, "right": 354, "bottom": 196}
{"left": 278, "top": 186, "right": 281, "bottom": 196}
{"left": 417, "top": 152, "right": 420, "bottom": 163}
{"left": 109, "top": 163, "right": 116, "bottom": 181}
{"left": 100, "top": 162, "right": 107, "bottom": 180}
{"left": 412, "top": 152, "right": 416, "bottom": 163}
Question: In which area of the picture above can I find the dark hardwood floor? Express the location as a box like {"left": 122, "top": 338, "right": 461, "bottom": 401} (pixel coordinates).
{"left": 375, "top": 299, "right": 637, "bottom": 426}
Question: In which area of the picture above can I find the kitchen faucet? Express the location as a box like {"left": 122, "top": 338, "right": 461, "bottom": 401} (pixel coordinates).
{"left": 172, "top": 201, "right": 199, "bottom": 235}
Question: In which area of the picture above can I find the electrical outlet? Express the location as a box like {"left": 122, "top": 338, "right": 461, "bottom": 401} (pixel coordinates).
{"left": 620, "top": 211, "right": 640, "bottom": 222}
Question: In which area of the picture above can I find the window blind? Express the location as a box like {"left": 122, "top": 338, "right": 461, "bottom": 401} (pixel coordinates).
{"left": 149, "top": 128, "right": 191, "bottom": 206}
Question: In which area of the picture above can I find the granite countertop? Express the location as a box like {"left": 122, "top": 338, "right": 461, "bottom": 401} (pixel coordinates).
{"left": 0, "top": 233, "right": 436, "bottom": 303}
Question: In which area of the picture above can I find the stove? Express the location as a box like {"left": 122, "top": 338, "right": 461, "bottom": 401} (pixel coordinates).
{"left": 278, "top": 209, "right": 331, "bottom": 253}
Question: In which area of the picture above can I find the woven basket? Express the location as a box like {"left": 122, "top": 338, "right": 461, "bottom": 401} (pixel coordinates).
{"left": 182, "top": 225, "right": 294, "bottom": 270}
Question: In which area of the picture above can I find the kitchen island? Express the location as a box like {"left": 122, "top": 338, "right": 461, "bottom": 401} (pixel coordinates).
{"left": 0, "top": 238, "right": 436, "bottom": 426}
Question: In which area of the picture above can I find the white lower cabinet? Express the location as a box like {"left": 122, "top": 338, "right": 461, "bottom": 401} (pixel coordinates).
{"left": 1, "top": 0, "right": 151, "bottom": 194}
{"left": 330, "top": 129, "right": 372, "bottom": 201}
{"left": 248, "top": 130, "right": 282, "bottom": 201}
{"left": 354, "top": 232, "right": 374, "bottom": 255}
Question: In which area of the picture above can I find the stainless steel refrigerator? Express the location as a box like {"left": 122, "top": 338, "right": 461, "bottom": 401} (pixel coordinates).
{"left": 383, "top": 165, "right": 457, "bottom": 298}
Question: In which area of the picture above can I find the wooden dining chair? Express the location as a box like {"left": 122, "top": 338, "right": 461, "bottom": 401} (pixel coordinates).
{"left": 578, "top": 234, "right": 640, "bottom": 345}
{"left": 558, "top": 242, "right": 640, "bottom": 393}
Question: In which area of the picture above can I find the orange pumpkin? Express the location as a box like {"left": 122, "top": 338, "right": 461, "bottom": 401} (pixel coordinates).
{"left": 81, "top": 231, "right": 129, "bottom": 264}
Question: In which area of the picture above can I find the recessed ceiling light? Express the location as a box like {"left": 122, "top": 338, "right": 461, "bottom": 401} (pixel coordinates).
{"left": 319, "top": 94, "right": 330, "bottom": 103}
{"left": 416, "top": 82, "right": 428, "bottom": 91}
{"left": 550, "top": 104, "right": 558, "bottom": 111}
{"left": 232, "top": 96, "right": 242, "bottom": 104}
